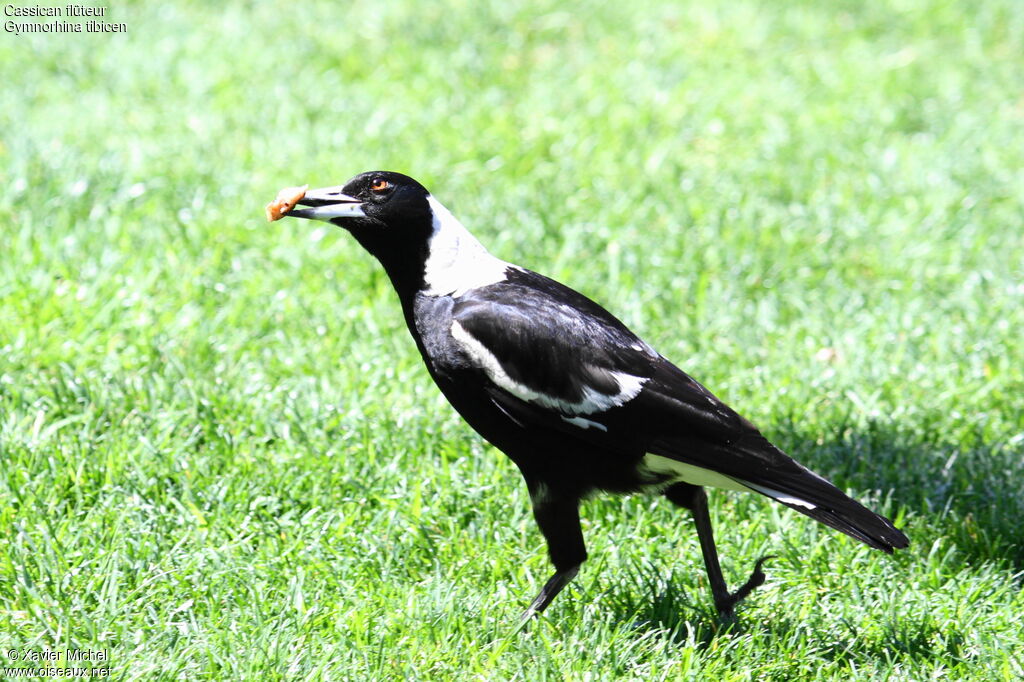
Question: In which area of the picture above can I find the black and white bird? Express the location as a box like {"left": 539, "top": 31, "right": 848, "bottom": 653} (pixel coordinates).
{"left": 283, "top": 171, "right": 909, "bottom": 619}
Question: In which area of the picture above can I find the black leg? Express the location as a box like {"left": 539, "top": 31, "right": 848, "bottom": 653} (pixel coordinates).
{"left": 664, "top": 483, "right": 772, "bottom": 616}
{"left": 521, "top": 565, "right": 580, "bottom": 621}
{"left": 520, "top": 486, "right": 587, "bottom": 621}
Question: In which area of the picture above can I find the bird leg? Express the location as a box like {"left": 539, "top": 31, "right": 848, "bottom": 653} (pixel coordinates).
{"left": 520, "top": 565, "right": 580, "bottom": 622}
{"left": 520, "top": 489, "right": 587, "bottom": 621}
{"left": 664, "top": 483, "right": 772, "bottom": 616}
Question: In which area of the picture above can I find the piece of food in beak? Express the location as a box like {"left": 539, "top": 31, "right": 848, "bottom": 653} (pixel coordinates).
{"left": 265, "top": 185, "right": 309, "bottom": 222}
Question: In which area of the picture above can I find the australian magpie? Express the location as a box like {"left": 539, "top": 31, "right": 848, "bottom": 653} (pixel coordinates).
{"left": 279, "top": 171, "right": 909, "bottom": 619}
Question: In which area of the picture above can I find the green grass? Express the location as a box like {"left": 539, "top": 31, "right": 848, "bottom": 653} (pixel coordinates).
{"left": 2, "top": 0, "right": 1023, "bottom": 679}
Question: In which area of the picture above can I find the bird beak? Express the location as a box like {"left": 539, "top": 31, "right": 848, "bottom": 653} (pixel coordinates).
{"left": 288, "top": 186, "right": 366, "bottom": 221}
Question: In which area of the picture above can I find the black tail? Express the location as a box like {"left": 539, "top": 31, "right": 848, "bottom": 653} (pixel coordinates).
{"left": 728, "top": 443, "right": 909, "bottom": 552}
{"left": 766, "top": 486, "right": 909, "bottom": 553}
{"left": 650, "top": 431, "right": 910, "bottom": 553}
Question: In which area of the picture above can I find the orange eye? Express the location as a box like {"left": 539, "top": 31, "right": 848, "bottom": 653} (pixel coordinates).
{"left": 371, "top": 178, "right": 391, "bottom": 192}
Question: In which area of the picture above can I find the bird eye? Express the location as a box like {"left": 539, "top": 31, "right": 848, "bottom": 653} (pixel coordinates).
{"left": 371, "top": 178, "right": 391, "bottom": 193}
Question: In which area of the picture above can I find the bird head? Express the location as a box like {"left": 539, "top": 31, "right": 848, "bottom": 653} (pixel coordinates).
{"left": 285, "top": 171, "right": 442, "bottom": 291}
{"left": 288, "top": 171, "right": 432, "bottom": 233}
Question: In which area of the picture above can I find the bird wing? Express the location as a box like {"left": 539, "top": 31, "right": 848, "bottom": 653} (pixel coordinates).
{"left": 449, "top": 268, "right": 908, "bottom": 552}
{"left": 449, "top": 268, "right": 740, "bottom": 437}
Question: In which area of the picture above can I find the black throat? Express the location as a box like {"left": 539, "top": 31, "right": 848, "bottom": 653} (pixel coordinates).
{"left": 344, "top": 217, "right": 434, "bottom": 307}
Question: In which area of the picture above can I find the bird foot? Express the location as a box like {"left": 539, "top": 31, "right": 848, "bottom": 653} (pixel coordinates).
{"left": 714, "top": 555, "right": 774, "bottom": 617}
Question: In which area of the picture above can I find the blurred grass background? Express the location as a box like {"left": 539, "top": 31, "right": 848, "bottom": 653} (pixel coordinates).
{"left": 1, "top": 0, "right": 1023, "bottom": 679}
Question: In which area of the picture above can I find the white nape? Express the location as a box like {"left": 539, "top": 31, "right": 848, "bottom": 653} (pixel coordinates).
{"left": 422, "top": 195, "right": 514, "bottom": 297}
{"left": 451, "top": 320, "right": 649, "bottom": 416}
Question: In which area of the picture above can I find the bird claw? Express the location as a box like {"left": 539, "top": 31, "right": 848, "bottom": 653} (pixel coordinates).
{"left": 714, "top": 555, "right": 775, "bottom": 617}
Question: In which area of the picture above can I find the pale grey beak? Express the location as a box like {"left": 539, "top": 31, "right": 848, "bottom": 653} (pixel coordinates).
{"left": 289, "top": 186, "right": 366, "bottom": 221}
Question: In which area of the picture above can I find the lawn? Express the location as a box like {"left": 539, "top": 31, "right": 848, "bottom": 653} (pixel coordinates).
{"left": 1, "top": 0, "right": 1023, "bottom": 679}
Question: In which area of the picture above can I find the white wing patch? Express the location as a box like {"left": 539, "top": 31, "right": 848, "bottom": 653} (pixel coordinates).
{"left": 561, "top": 416, "right": 609, "bottom": 432}
{"left": 450, "top": 320, "right": 648, "bottom": 416}
{"left": 422, "top": 195, "right": 517, "bottom": 297}
{"left": 640, "top": 454, "right": 749, "bottom": 492}
{"left": 741, "top": 482, "right": 818, "bottom": 510}
{"left": 640, "top": 454, "right": 819, "bottom": 509}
